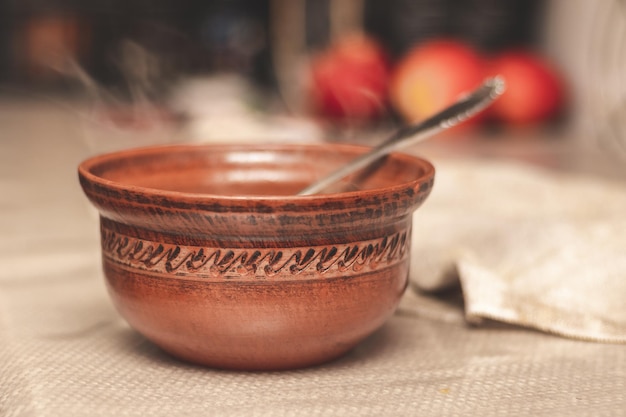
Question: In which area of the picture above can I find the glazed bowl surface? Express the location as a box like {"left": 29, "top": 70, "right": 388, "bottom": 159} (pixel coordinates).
{"left": 78, "top": 143, "right": 435, "bottom": 370}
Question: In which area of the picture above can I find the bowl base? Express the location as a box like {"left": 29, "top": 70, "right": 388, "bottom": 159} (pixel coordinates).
{"left": 153, "top": 338, "right": 360, "bottom": 371}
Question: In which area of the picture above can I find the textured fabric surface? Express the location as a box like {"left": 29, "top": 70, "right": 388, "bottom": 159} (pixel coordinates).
{"left": 1, "top": 103, "right": 625, "bottom": 416}
{"left": 408, "top": 159, "right": 626, "bottom": 343}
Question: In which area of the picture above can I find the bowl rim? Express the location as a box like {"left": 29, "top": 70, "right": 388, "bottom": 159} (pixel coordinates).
{"left": 78, "top": 142, "right": 435, "bottom": 203}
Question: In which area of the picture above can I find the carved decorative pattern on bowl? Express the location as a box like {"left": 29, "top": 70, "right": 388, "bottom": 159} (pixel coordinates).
{"left": 101, "top": 227, "right": 410, "bottom": 281}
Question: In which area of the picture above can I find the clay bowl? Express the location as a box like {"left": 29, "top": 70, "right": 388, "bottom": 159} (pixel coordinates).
{"left": 78, "top": 143, "right": 435, "bottom": 371}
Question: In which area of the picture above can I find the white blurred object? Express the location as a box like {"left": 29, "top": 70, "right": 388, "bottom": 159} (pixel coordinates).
{"left": 543, "top": 0, "right": 626, "bottom": 157}
{"left": 585, "top": 0, "right": 626, "bottom": 156}
{"left": 170, "top": 75, "right": 322, "bottom": 144}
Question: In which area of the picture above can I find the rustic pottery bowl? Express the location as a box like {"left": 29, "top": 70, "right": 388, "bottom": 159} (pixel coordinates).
{"left": 78, "top": 143, "right": 435, "bottom": 370}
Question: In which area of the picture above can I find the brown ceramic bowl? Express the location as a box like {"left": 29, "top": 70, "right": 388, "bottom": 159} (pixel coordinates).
{"left": 78, "top": 143, "right": 434, "bottom": 370}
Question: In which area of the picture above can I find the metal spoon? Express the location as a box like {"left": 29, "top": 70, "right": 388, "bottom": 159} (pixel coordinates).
{"left": 297, "top": 76, "right": 506, "bottom": 195}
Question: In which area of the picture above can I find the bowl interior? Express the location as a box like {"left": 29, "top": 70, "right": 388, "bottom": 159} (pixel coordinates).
{"left": 82, "top": 143, "right": 433, "bottom": 197}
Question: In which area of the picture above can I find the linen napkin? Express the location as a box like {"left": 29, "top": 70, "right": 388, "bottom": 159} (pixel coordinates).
{"left": 404, "top": 157, "right": 626, "bottom": 343}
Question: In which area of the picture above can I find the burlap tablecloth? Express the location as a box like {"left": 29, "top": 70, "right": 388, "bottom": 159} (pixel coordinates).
{"left": 1, "top": 103, "right": 625, "bottom": 416}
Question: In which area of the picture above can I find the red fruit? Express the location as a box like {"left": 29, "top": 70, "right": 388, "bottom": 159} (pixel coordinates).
{"left": 487, "top": 51, "right": 565, "bottom": 125}
{"left": 308, "top": 34, "right": 390, "bottom": 121}
{"left": 390, "top": 39, "right": 486, "bottom": 124}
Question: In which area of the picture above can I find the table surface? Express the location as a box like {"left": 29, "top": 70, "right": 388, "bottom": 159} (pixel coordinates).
{"left": 1, "top": 100, "right": 625, "bottom": 417}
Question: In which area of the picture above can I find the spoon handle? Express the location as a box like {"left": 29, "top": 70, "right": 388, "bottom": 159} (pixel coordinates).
{"left": 297, "top": 76, "right": 506, "bottom": 196}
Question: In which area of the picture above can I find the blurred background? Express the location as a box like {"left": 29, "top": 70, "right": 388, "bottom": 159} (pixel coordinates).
{"left": 1, "top": 0, "right": 625, "bottom": 162}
